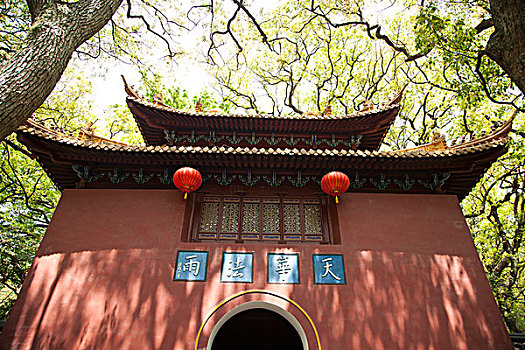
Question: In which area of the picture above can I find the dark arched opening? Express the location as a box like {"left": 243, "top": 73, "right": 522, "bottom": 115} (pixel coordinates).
{"left": 211, "top": 308, "right": 304, "bottom": 350}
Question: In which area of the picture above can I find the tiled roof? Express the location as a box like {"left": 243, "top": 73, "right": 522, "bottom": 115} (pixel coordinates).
{"left": 17, "top": 118, "right": 510, "bottom": 199}
{"left": 19, "top": 119, "right": 507, "bottom": 159}
{"left": 127, "top": 96, "right": 400, "bottom": 120}
{"left": 125, "top": 95, "right": 401, "bottom": 149}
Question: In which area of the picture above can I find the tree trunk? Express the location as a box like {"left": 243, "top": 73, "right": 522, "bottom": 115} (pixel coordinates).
{"left": 486, "top": 0, "right": 525, "bottom": 95}
{"left": 0, "top": 0, "right": 122, "bottom": 141}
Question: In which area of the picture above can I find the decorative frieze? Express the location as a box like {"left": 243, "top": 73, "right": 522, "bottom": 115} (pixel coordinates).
{"left": 162, "top": 129, "right": 363, "bottom": 149}
{"left": 108, "top": 167, "right": 129, "bottom": 184}
{"left": 70, "top": 165, "right": 452, "bottom": 195}
{"left": 72, "top": 165, "right": 104, "bottom": 183}
{"left": 394, "top": 174, "right": 415, "bottom": 190}
{"left": 419, "top": 173, "right": 451, "bottom": 191}
{"left": 370, "top": 173, "right": 390, "bottom": 190}
{"left": 132, "top": 168, "right": 154, "bottom": 184}
{"left": 264, "top": 170, "right": 285, "bottom": 187}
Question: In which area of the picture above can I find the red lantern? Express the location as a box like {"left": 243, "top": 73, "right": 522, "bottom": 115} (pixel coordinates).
{"left": 321, "top": 171, "right": 350, "bottom": 204}
{"left": 173, "top": 167, "right": 202, "bottom": 199}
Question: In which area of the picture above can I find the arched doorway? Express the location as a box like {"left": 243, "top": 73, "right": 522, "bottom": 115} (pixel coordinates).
{"left": 211, "top": 308, "right": 304, "bottom": 350}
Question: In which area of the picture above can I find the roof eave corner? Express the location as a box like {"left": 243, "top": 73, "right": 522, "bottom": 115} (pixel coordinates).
{"left": 121, "top": 75, "right": 141, "bottom": 100}
{"left": 386, "top": 84, "right": 408, "bottom": 107}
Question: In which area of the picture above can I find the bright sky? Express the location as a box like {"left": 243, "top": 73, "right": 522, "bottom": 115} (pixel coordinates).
{"left": 87, "top": 0, "right": 404, "bottom": 118}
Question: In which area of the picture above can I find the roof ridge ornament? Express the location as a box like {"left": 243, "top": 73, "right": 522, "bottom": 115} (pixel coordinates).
{"left": 386, "top": 83, "right": 408, "bottom": 106}
{"left": 396, "top": 130, "right": 449, "bottom": 154}
{"left": 152, "top": 93, "right": 168, "bottom": 107}
{"left": 322, "top": 104, "right": 332, "bottom": 116}
{"left": 360, "top": 99, "right": 374, "bottom": 112}
{"left": 396, "top": 111, "right": 514, "bottom": 155}
{"left": 450, "top": 112, "right": 515, "bottom": 150}
{"left": 195, "top": 98, "right": 203, "bottom": 113}
{"left": 77, "top": 121, "right": 128, "bottom": 147}
{"left": 121, "top": 75, "right": 141, "bottom": 99}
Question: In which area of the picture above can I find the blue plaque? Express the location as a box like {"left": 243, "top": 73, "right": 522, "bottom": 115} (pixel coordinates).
{"left": 221, "top": 252, "right": 254, "bottom": 283}
{"left": 313, "top": 254, "right": 346, "bottom": 285}
{"left": 268, "top": 253, "right": 300, "bottom": 284}
{"left": 173, "top": 251, "right": 208, "bottom": 281}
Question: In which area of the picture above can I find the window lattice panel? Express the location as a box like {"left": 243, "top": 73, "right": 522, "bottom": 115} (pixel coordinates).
{"left": 221, "top": 201, "right": 239, "bottom": 232}
{"left": 199, "top": 202, "right": 219, "bottom": 232}
{"left": 304, "top": 204, "right": 322, "bottom": 235}
{"left": 284, "top": 203, "right": 301, "bottom": 234}
{"left": 195, "top": 195, "right": 329, "bottom": 243}
{"left": 242, "top": 202, "right": 260, "bottom": 233}
{"left": 263, "top": 202, "right": 280, "bottom": 233}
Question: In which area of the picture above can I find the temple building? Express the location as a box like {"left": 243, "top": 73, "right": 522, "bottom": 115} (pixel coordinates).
{"left": 0, "top": 81, "right": 514, "bottom": 349}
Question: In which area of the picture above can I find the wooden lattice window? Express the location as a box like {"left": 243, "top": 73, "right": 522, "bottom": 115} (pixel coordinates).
{"left": 191, "top": 195, "right": 333, "bottom": 243}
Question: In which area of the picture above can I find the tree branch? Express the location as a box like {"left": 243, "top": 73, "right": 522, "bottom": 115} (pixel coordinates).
{"left": 125, "top": 0, "right": 178, "bottom": 58}
{"left": 475, "top": 18, "right": 494, "bottom": 33}
{"left": 26, "top": 0, "right": 45, "bottom": 22}
{"left": 231, "top": 0, "right": 275, "bottom": 53}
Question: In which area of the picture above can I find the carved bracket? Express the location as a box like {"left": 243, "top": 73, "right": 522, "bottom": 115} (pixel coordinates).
{"left": 72, "top": 165, "right": 104, "bottom": 183}
{"left": 288, "top": 170, "right": 309, "bottom": 187}
{"left": 394, "top": 174, "right": 415, "bottom": 190}
{"left": 215, "top": 168, "right": 236, "bottom": 186}
{"left": 350, "top": 172, "right": 366, "bottom": 189}
{"left": 157, "top": 168, "right": 172, "bottom": 185}
{"left": 418, "top": 173, "right": 451, "bottom": 191}
{"left": 264, "top": 170, "right": 285, "bottom": 187}
{"left": 370, "top": 173, "right": 391, "bottom": 190}
{"left": 239, "top": 169, "right": 260, "bottom": 186}
{"left": 132, "top": 168, "right": 154, "bottom": 184}
{"left": 108, "top": 167, "right": 129, "bottom": 184}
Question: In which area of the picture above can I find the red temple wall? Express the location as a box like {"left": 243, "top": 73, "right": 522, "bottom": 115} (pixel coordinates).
{"left": 0, "top": 189, "right": 512, "bottom": 349}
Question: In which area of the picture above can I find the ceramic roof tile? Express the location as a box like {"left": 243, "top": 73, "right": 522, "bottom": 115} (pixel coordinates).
{"left": 17, "top": 120, "right": 509, "bottom": 160}
{"left": 129, "top": 96, "right": 398, "bottom": 120}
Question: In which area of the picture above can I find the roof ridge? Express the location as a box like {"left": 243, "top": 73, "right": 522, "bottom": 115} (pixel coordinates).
{"left": 126, "top": 95, "right": 399, "bottom": 120}
{"left": 450, "top": 115, "right": 513, "bottom": 150}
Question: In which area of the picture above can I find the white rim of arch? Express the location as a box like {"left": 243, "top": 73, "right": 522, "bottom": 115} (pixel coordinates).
{"left": 206, "top": 300, "right": 309, "bottom": 350}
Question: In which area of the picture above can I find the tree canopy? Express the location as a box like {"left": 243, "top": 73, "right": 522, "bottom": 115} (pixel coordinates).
{"left": 0, "top": 0, "right": 524, "bottom": 332}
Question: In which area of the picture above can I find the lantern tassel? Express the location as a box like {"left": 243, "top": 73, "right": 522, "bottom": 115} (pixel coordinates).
{"left": 184, "top": 192, "right": 188, "bottom": 200}
{"left": 335, "top": 196, "right": 339, "bottom": 204}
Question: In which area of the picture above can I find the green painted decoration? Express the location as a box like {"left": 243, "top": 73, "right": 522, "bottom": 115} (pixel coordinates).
{"left": 72, "top": 165, "right": 104, "bottom": 183}
{"left": 108, "top": 167, "right": 129, "bottom": 184}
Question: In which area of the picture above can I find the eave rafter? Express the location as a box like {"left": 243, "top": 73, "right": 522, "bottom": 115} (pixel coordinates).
{"left": 16, "top": 118, "right": 510, "bottom": 200}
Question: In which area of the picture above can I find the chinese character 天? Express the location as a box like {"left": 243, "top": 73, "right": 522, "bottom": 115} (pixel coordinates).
{"left": 313, "top": 254, "right": 346, "bottom": 284}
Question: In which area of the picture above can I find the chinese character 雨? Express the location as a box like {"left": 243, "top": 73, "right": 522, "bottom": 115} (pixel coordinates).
{"left": 183, "top": 255, "right": 200, "bottom": 276}
{"left": 227, "top": 256, "right": 246, "bottom": 278}
{"left": 321, "top": 257, "right": 341, "bottom": 281}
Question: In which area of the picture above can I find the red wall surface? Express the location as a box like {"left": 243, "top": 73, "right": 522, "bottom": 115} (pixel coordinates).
{"left": 0, "top": 190, "right": 512, "bottom": 349}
